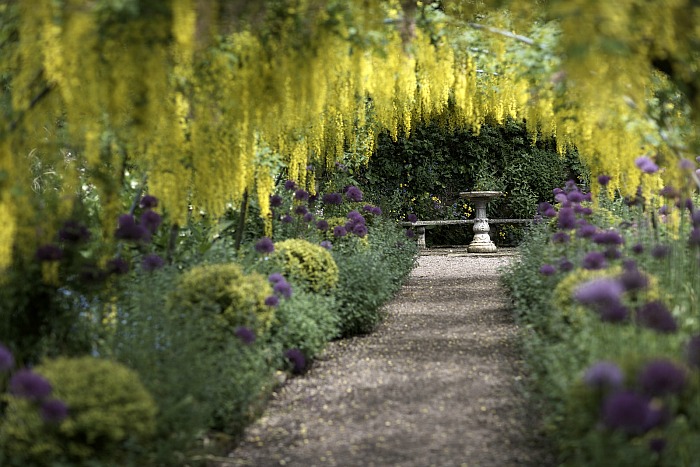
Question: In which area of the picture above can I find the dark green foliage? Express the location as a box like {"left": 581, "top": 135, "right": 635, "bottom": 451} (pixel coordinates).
{"left": 359, "top": 118, "right": 588, "bottom": 245}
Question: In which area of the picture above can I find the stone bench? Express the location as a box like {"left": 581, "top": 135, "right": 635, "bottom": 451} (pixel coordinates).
{"left": 401, "top": 218, "right": 533, "bottom": 250}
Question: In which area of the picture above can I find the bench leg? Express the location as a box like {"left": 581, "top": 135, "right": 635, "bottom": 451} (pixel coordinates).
{"left": 416, "top": 226, "right": 426, "bottom": 249}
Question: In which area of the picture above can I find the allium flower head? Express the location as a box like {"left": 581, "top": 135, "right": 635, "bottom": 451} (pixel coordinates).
{"left": 284, "top": 180, "right": 297, "bottom": 190}
{"left": 554, "top": 193, "right": 568, "bottom": 204}
{"left": 294, "top": 205, "right": 308, "bottom": 216}
{"left": 659, "top": 186, "right": 679, "bottom": 199}
{"left": 303, "top": 212, "right": 315, "bottom": 223}
{"left": 651, "top": 244, "right": 671, "bottom": 259}
{"left": 619, "top": 267, "right": 648, "bottom": 292}
{"left": 273, "top": 280, "right": 293, "bottom": 299}
{"left": 345, "top": 186, "right": 363, "bottom": 202}
{"left": 597, "top": 175, "right": 611, "bottom": 186}
{"left": 601, "top": 391, "right": 651, "bottom": 435}
{"left": 577, "top": 223, "right": 597, "bottom": 239}
{"left": 557, "top": 207, "right": 576, "bottom": 230}
{"left": 333, "top": 225, "right": 347, "bottom": 238}
{"left": 58, "top": 220, "right": 91, "bottom": 244}
{"left": 320, "top": 240, "right": 333, "bottom": 250}
{"left": 268, "top": 273, "right": 285, "bottom": 284}
{"left": 294, "top": 189, "right": 309, "bottom": 201}
{"left": 551, "top": 232, "right": 570, "bottom": 244}
{"left": 235, "top": 326, "right": 256, "bottom": 345}
{"left": 255, "top": 237, "right": 275, "bottom": 254}
{"left": 635, "top": 156, "right": 659, "bottom": 174}
{"left": 559, "top": 258, "right": 574, "bottom": 272}
{"left": 407, "top": 213, "right": 418, "bottom": 223}
{"left": 347, "top": 210, "right": 364, "bottom": 222}
{"left": 10, "top": 369, "right": 52, "bottom": 400}
{"left": 539, "top": 264, "right": 556, "bottom": 276}
{"left": 36, "top": 244, "right": 63, "bottom": 262}
{"left": 593, "top": 230, "right": 624, "bottom": 246}
{"left": 564, "top": 180, "right": 578, "bottom": 192}
{"left": 140, "top": 195, "right": 158, "bottom": 209}
{"left": 106, "top": 258, "right": 129, "bottom": 275}
{"left": 692, "top": 210, "right": 700, "bottom": 228}
{"left": 604, "top": 247, "right": 622, "bottom": 260}
{"left": 539, "top": 202, "right": 553, "bottom": 214}
{"left": 582, "top": 251, "right": 607, "bottom": 270}
{"left": 264, "top": 295, "right": 279, "bottom": 307}
{"left": 600, "top": 302, "right": 629, "bottom": 323}
{"left": 316, "top": 220, "right": 329, "bottom": 231}
{"left": 40, "top": 399, "right": 69, "bottom": 423}
{"left": 270, "top": 194, "right": 284, "bottom": 208}
{"left": 284, "top": 348, "right": 306, "bottom": 374}
{"left": 141, "top": 254, "right": 165, "bottom": 272}
{"left": 281, "top": 214, "right": 294, "bottom": 224}
{"left": 573, "top": 278, "right": 623, "bottom": 307}
{"left": 583, "top": 361, "right": 624, "bottom": 389}
{"left": 632, "top": 243, "right": 644, "bottom": 254}
{"left": 688, "top": 228, "right": 700, "bottom": 247}
{"left": 567, "top": 190, "right": 585, "bottom": 203}
{"left": 115, "top": 214, "right": 149, "bottom": 242}
{"left": 322, "top": 193, "right": 343, "bottom": 205}
{"left": 353, "top": 224, "right": 368, "bottom": 237}
{"left": 686, "top": 335, "right": 700, "bottom": 368}
{"left": 140, "top": 210, "right": 162, "bottom": 234}
{"left": 636, "top": 301, "right": 677, "bottom": 333}
{"left": 0, "top": 344, "right": 14, "bottom": 371}
{"left": 406, "top": 229, "right": 415, "bottom": 238}
{"left": 638, "top": 359, "right": 686, "bottom": 396}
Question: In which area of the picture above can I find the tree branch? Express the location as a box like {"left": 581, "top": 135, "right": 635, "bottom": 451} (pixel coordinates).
{"left": 467, "top": 22, "right": 541, "bottom": 48}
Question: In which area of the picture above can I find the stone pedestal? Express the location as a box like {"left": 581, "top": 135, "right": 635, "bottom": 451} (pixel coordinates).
{"left": 460, "top": 191, "right": 503, "bottom": 253}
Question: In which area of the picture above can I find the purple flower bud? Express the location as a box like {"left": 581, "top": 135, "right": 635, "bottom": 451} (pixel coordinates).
{"left": 273, "top": 280, "right": 293, "bottom": 299}
{"left": 9, "top": 369, "right": 52, "bottom": 400}
{"left": 583, "top": 361, "right": 624, "bottom": 389}
{"left": 115, "top": 214, "right": 149, "bottom": 242}
{"left": 284, "top": 180, "right": 297, "bottom": 191}
{"left": 255, "top": 237, "right": 275, "bottom": 254}
{"left": 40, "top": 399, "right": 69, "bottom": 423}
{"left": 353, "top": 224, "right": 368, "bottom": 237}
{"left": 320, "top": 240, "right": 333, "bottom": 250}
{"left": 635, "top": 156, "right": 659, "bottom": 174}
{"left": 582, "top": 251, "right": 607, "bottom": 270}
{"left": 303, "top": 212, "right": 315, "bottom": 223}
{"left": 281, "top": 215, "right": 294, "bottom": 224}
{"left": 264, "top": 295, "right": 279, "bottom": 307}
{"left": 345, "top": 186, "right": 363, "bottom": 202}
{"left": 597, "top": 175, "right": 611, "bottom": 186}
{"left": 0, "top": 344, "right": 14, "bottom": 371}
{"left": 141, "top": 254, "right": 165, "bottom": 272}
{"left": 638, "top": 359, "right": 686, "bottom": 396}
{"left": 140, "top": 195, "right": 158, "bottom": 209}
{"left": 405, "top": 229, "right": 415, "bottom": 238}
{"left": 270, "top": 194, "right": 284, "bottom": 208}
{"left": 557, "top": 207, "right": 576, "bottom": 230}
{"left": 407, "top": 213, "right": 418, "bottom": 223}
{"left": 322, "top": 193, "right": 343, "bottom": 205}
{"left": 333, "top": 226, "right": 347, "bottom": 238}
{"left": 574, "top": 278, "right": 623, "bottom": 308}
{"left": 567, "top": 191, "right": 585, "bottom": 203}
{"left": 592, "top": 230, "right": 624, "bottom": 246}
{"left": 294, "top": 205, "right": 308, "bottom": 216}
{"left": 636, "top": 301, "right": 677, "bottom": 333}
{"left": 294, "top": 189, "right": 309, "bottom": 201}
{"left": 539, "top": 264, "right": 556, "bottom": 276}
{"left": 268, "top": 273, "right": 285, "bottom": 284}
{"left": 58, "top": 220, "right": 91, "bottom": 244}
{"left": 140, "top": 210, "right": 162, "bottom": 234}
{"left": 284, "top": 348, "right": 306, "bottom": 374}
{"left": 235, "top": 326, "right": 256, "bottom": 344}
{"left": 316, "top": 220, "right": 329, "bottom": 232}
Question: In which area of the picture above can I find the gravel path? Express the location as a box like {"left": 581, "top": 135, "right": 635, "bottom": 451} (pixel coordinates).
{"left": 222, "top": 250, "right": 554, "bottom": 467}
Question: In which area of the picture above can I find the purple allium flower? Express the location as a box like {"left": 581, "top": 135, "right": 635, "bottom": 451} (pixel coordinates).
{"left": 363, "top": 204, "right": 376, "bottom": 214}
{"left": 284, "top": 180, "right": 297, "bottom": 191}
{"left": 235, "top": 326, "right": 256, "bottom": 345}
{"left": 553, "top": 187, "right": 564, "bottom": 196}
{"left": 601, "top": 391, "right": 651, "bottom": 435}
{"left": 557, "top": 207, "right": 576, "bottom": 230}
{"left": 106, "top": 258, "right": 129, "bottom": 275}
{"left": 539, "top": 264, "right": 556, "bottom": 276}
{"left": 567, "top": 191, "right": 585, "bottom": 203}
{"left": 574, "top": 278, "right": 623, "bottom": 308}
{"left": 9, "top": 369, "right": 52, "bottom": 400}
{"left": 598, "top": 175, "right": 612, "bottom": 186}
{"left": 649, "top": 438, "right": 667, "bottom": 454}
{"left": 583, "top": 361, "right": 624, "bottom": 389}
{"left": 406, "top": 229, "right": 415, "bottom": 238}
{"left": 538, "top": 202, "right": 554, "bottom": 214}
{"left": 619, "top": 267, "right": 648, "bottom": 292}
{"left": 407, "top": 213, "right": 418, "bottom": 223}
{"left": 115, "top": 214, "right": 149, "bottom": 242}
{"left": 140, "top": 195, "right": 158, "bottom": 209}
{"left": 580, "top": 207, "right": 593, "bottom": 216}
{"left": 140, "top": 210, "right": 162, "bottom": 234}
{"left": 320, "top": 240, "right": 333, "bottom": 250}
{"left": 281, "top": 214, "right": 294, "bottom": 224}
{"left": 322, "top": 193, "right": 343, "bottom": 205}
{"left": 638, "top": 359, "right": 686, "bottom": 396}
{"left": 688, "top": 228, "right": 700, "bottom": 247}
{"left": 58, "top": 220, "right": 91, "bottom": 244}
{"left": 551, "top": 232, "right": 570, "bottom": 244}
{"left": 659, "top": 186, "right": 679, "bottom": 199}
{"left": 593, "top": 230, "right": 624, "bottom": 246}
{"left": 273, "top": 280, "right": 293, "bottom": 299}
{"left": 651, "top": 244, "right": 670, "bottom": 259}
{"left": 270, "top": 194, "right": 284, "bottom": 208}
{"left": 635, "top": 156, "right": 659, "bottom": 174}
{"left": 559, "top": 258, "right": 574, "bottom": 272}
{"left": 600, "top": 302, "right": 629, "bottom": 323}
{"left": 268, "top": 273, "right": 285, "bottom": 284}
{"left": 692, "top": 210, "right": 700, "bottom": 228}
{"left": 686, "top": 336, "right": 700, "bottom": 368}
{"left": 294, "top": 189, "right": 309, "bottom": 201}
{"left": 333, "top": 226, "right": 347, "bottom": 238}
{"left": 0, "top": 344, "right": 14, "bottom": 371}
{"left": 565, "top": 180, "right": 578, "bottom": 192}
{"left": 371, "top": 206, "right": 383, "bottom": 216}
{"left": 40, "top": 399, "right": 69, "bottom": 423}
{"left": 347, "top": 210, "right": 364, "bottom": 222}
{"left": 255, "top": 237, "right": 275, "bottom": 254}
{"left": 631, "top": 243, "right": 644, "bottom": 254}
{"left": 303, "top": 212, "right": 315, "bottom": 223}
{"left": 544, "top": 207, "right": 557, "bottom": 217}
{"left": 284, "top": 348, "right": 306, "bottom": 374}
{"left": 658, "top": 205, "right": 669, "bottom": 216}
{"left": 316, "top": 220, "right": 329, "bottom": 231}
{"left": 141, "top": 254, "right": 165, "bottom": 272}
{"left": 353, "top": 224, "right": 368, "bottom": 237}
{"left": 582, "top": 251, "right": 607, "bottom": 270}
{"left": 345, "top": 186, "right": 363, "bottom": 202}
{"left": 294, "top": 205, "right": 308, "bottom": 216}
{"left": 636, "top": 301, "right": 677, "bottom": 333}
{"left": 680, "top": 158, "right": 695, "bottom": 170}
{"left": 264, "top": 295, "right": 279, "bottom": 307}
{"left": 555, "top": 193, "right": 568, "bottom": 204}
{"left": 35, "top": 244, "right": 63, "bottom": 262}
{"left": 576, "top": 223, "right": 597, "bottom": 239}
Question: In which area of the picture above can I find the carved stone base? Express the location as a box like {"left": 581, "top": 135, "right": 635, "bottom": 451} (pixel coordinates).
{"left": 467, "top": 239, "right": 498, "bottom": 253}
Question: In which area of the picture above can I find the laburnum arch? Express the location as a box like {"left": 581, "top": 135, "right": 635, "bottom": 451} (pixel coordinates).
{"left": 1, "top": 0, "right": 699, "bottom": 270}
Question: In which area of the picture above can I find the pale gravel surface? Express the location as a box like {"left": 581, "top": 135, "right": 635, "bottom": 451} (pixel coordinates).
{"left": 221, "top": 249, "right": 555, "bottom": 467}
